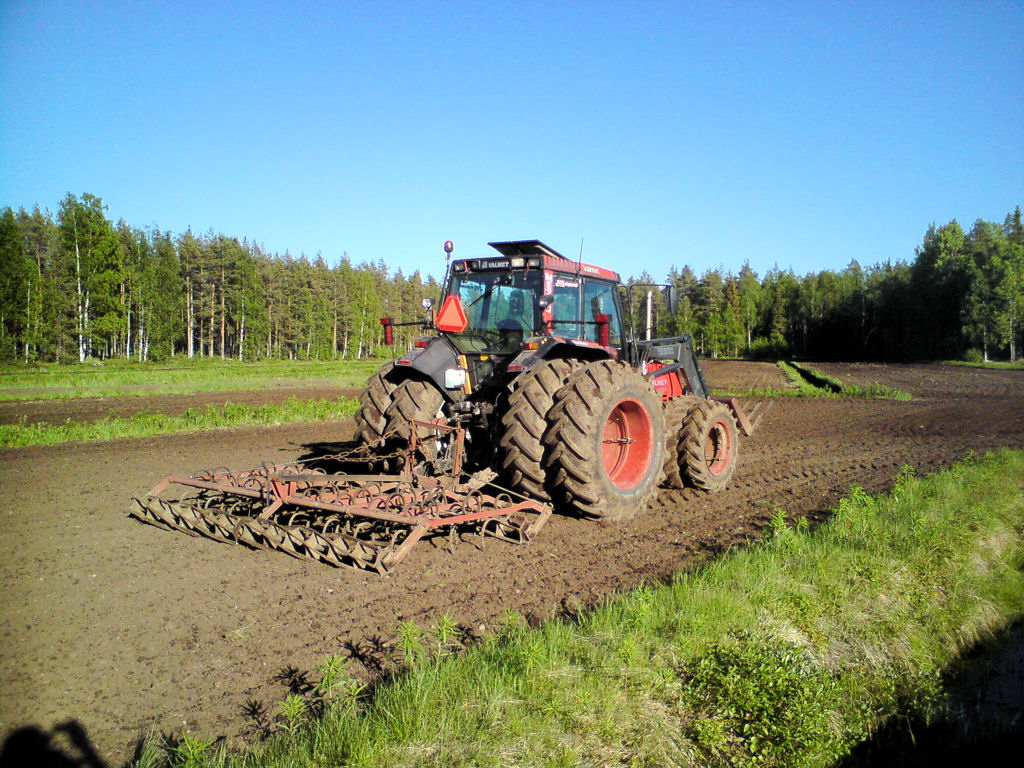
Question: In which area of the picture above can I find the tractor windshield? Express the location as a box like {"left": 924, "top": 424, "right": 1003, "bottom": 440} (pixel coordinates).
{"left": 446, "top": 269, "right": 543, "bottom": 354}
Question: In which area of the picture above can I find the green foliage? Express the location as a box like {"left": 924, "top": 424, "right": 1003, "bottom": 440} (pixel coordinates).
{"left": 963, "top": 347, "right": 985, "bottom": 364}
{"left": 784, "top": 362, "right": 912, "bottom": 400}
{"left": 274, "top": 693, "right": 308, "bottom": 735}
{"left": 682, "top": 634, "right": 845, "bottom": 765}
{"left": 396, "top": 620, "right": 426, "bottom": 668}
{"left": 746, "top": 337, "right": 789, "bottom": 359}
{"left": 431, "top": 613, "right": 460, "bottom": 661}
{"left": 312, "top": 655, "right": 351, "bottom": 700}
{"left": 169, "top": 732, "right": 219, "bottom": 768}
{"left": 0, "top": 196, "right": 441, "bottom": 363}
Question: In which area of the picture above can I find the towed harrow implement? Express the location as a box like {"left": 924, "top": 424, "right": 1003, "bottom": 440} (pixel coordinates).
{"left": 131, "top": 424, "right": 552, "bottom": 575}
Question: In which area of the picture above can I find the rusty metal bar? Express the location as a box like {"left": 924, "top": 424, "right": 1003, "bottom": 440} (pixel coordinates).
{"left": 131, "top": 423, "right": 553, "bottom": 573}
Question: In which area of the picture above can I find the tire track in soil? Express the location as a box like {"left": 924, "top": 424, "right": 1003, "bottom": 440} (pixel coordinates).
{"left": 1, "top": 365, "right": 1022, "bottom": 763}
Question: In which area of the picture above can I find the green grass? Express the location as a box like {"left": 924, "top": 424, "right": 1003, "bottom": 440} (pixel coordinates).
{"left": 0, "top": 358, "right": 386, "bottom": 401}
{"left": 787, "top": 362, "right": 913, "bottom": 401}
{"left": 713, "top": 361, "right": 827, "bottom": 399}
{"left": 0, "top": 397, "right": 359, "bottom": 447}
{"left": 133, "top": 449, "right": 1024, "bottom": 768}
{"left": 718, "top": 362, "right": 912, "bottom": 401}
{"left": 942, "top": 359, "right": 1024, "bottom": 371}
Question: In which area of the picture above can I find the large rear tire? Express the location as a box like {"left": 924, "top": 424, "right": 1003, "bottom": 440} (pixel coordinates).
{"left": 355, "top": 361, "right": 399, "bottom": 445}
{"left": 543, "top": 360, "right": 666, "bottom": 521}
{"left": 383, "top": 379, "right": 446, "bottom": 462}
{"left": 499, "top": 358, "right": 580, "bottom": 500}
{"left": 681, "top": 400, "right": 739, "bottom": 493}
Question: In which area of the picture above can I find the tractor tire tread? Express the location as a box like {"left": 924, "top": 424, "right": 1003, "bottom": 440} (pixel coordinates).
{"left": 681, "top": 400, "right": 740, "bottom": 493}
{"left": 499, "top": 358, "right": 580, "bottom": 500}
{"left": 383, "top": 379, "right": 446, "bottom": 459}
{"left": 544, "top": 360, "right": 666, "bottom": 521}
{"left": 355, "top": 361, "right": 399, "bottom": 445}
{"left": 661, "top": 397, "right": 697, "bottom": 489}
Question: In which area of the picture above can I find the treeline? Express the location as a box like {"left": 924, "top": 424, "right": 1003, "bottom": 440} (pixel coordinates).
{"left": 0, "top": 193, "right": 1021, "bottom": 363}
{"left": 0, "top": 193, "right": 439, "bottom": 362}
{"left": 636, "top": 206, "right": 1023, "bottom": 362}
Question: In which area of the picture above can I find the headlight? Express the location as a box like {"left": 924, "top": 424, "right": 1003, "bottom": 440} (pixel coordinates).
{"left": 444, "top": 368, "right": 467, "bottom": 389}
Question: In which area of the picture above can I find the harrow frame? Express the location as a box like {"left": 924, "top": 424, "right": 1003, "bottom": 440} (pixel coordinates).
{"left": 131, "top": 423, "right": 552, "bottom": 574}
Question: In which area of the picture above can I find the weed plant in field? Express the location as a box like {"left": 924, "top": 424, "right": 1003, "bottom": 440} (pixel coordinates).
{"left": 132, "top": 449, "right": 1024, "bottom": 768}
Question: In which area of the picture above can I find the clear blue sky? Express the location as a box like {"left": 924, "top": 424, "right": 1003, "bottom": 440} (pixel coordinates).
{"left": 1, "top": 0, "right": 1021, "bottom": 281}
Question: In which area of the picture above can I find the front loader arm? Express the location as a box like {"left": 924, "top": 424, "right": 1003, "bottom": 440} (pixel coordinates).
{"left": 636, "top": 334, "right": 710, "bottom": 398}
{"left": 637, "top": 333, "right": 771, "bottom": 437}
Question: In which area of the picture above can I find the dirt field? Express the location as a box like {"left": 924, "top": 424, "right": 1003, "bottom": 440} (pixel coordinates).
{"left": 1, "top": 362, "right": 1022, "bottom": 764}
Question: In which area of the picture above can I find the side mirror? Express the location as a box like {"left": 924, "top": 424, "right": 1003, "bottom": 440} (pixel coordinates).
{"left": 537, "top": 293, "right": 555, "bottom": 309}
{"left": 662, "top": 285, "right": 679, "bottom": 314}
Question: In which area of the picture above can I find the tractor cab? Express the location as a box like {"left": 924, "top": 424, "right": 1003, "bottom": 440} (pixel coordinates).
{"left": 387, "top": 240, "right": 633, "bottom": 405}
{"left": 442, "top": 240, "right": 627, "bottom": 358}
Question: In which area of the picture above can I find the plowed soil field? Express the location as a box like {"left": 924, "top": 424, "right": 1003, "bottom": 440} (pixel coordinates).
{"left": 1, "top": 362, "right": 1022, "bottom": 764}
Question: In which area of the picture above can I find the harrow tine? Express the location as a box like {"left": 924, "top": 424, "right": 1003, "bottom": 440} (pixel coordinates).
{"left": 131, "top": 454, "right": 553, "bottom": 574}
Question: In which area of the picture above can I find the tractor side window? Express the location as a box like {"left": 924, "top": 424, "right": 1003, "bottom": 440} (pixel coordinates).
{"left": 583, "top": 279, "right": 621, "bottom": 346}
{"left": 552, "top": 277, "right": 581, "bottom": 338}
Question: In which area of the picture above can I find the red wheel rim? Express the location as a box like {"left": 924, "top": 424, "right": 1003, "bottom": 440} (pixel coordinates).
{"left": 705, "top": 419, "right": 734, "bottom": 476}
{"left": 601, "top": 398, "right": 654, "bottom": 490}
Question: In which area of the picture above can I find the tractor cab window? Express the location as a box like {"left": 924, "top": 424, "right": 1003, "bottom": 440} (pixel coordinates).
{"left": 447, "top": 269, "right": 543, "bottom": 353}
{"left": 583, "top": 279, "right": 622, "bottom": 346}
{"left": 551, "top": 276, "right": 581, "bottom": 338}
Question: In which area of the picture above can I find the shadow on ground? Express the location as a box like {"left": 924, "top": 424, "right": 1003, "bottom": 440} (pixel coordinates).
{"left": 0, "top": 721, "right": 109, "bottom": 768}
{"left": 841, "top": 621, "right": 1024, "bottom": 766}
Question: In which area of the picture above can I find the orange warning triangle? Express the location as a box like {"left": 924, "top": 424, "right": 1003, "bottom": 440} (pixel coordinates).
{"left": 436, "top": 295, "right": 469, "bottom": 333}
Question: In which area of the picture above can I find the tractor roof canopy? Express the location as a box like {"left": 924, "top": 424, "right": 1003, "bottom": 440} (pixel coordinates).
{"left": 463, "top": 240, "right": 621, "bottom": 282}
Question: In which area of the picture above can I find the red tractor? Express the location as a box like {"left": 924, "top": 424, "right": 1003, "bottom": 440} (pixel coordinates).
{"left": 359, "top": 240, "right": 765, "bottom": 521}
{"left": 132, "top": 240, "right": 766, "bottom": 573}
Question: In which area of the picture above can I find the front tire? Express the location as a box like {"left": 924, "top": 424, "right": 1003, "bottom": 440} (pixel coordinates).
{"left": 681, "top": 400, "right": 739, "bottom": 492}
{"left": 543, "top": 360, "right": 666, "bottom": 521}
